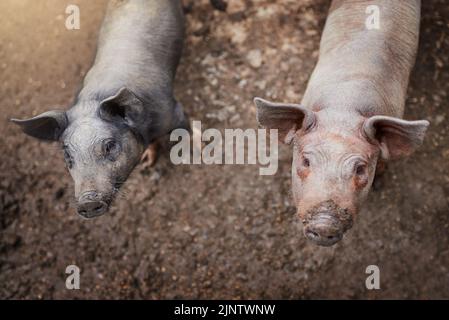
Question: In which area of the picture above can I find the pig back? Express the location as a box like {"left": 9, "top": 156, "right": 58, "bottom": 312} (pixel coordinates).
{"left": 302, "top": 0, "right": 421, "bottom": 118}
{"left": 80, "top": 0, "right": 185, "bottom": 101}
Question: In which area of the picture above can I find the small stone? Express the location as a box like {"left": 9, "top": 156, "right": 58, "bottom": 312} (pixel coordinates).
{"left": 247, "top": 49, "right": 263, "bottom": 68}
{"left": 229, "top": 24, "right": 247, "bottom": 44}
{"left": 286, "top": 88, "right": 298, "bottom": 100}
{"left": 435, "top": 114, "right": 445, "bottom": 125}
{"left": 255, "top": 80, "right": 266, "bottom": 90}
{"left": 227, "top": 0, "right": 245, "bottom": 14}
{"left": 230, "top": 114, "right": 240, "bottom": 124}
{"left": 238, "top": 79, "right": 247, "bottom": 88}
{"left": 150, "top": 171, "right": 161, "bottom": 181}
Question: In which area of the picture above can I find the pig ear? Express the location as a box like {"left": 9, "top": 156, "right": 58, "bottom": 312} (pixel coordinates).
{"left": 99, "top": 87, "right": 146, "bottom": 131}
{"left": 363, "top": 115, "right": 429, "bottom": 160}
{"left": 10, "top": 110, "right": 68, "bottom": 141}
{"left": 254, "top": 97, "right": 315, "bottom": 144}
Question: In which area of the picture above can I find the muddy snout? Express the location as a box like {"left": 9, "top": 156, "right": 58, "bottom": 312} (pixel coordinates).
{"left": 77, "top": 191, "right": 109, "bottom": 218}
{"left": 302, "top": 201, "right": 354, "bottom": 246}
{"left": 304, "top": 213, "right": 344, "bottom": 246}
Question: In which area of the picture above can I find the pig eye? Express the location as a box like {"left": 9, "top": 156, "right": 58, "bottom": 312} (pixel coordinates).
{"left": 103, "top": 139, "right": 120, "bottom": 161}
{"left": 302, "top": 157, "right": 310, "bottom": 168}
{"left": 355, "top": 163, "right": 367, "bottom": 176}
{"left": 104, "top": 140, "right": 116, "bottom": 153}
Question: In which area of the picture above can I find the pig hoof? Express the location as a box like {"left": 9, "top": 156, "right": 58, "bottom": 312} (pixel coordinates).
{"left": 140, "top": 143, "right": 158, "bottom": 168}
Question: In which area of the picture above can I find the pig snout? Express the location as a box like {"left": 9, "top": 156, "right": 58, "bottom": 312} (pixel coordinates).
{"left": 302, "top": 200, "right": 354, "bottom": 247}
{"left": 304, "top": 213, "right": 343, "bottom": 246}
{"left": 76, "top": 191, "right": 108, "bottom": 219}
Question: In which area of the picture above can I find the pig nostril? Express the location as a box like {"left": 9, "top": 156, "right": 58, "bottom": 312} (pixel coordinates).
{"left": 304, "top": 224, "right": 343, "bottom": 246}
{"left": 77, "top": 201, "right": 107, "bottom": 218}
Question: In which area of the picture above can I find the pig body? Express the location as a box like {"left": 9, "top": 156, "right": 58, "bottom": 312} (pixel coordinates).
{"left": 255, "top": 0, "right": 429, "bottom": 246}
{"left": 12, "top": 0, "right": 188, "bottom": 218}
{"left": 78, "top": 0, "right": 186, "bottom": 138}
{"left": 302, "top": 0, "right": 421, "bottom": 118}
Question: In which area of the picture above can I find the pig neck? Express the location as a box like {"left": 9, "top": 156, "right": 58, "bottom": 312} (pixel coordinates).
{"left": 301, "top": 0, "right": 420, "bottom": 119}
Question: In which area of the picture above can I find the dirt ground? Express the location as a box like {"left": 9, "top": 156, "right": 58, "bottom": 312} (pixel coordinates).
{"left": 0, "top": 0, "right": 448, "bottom": 299}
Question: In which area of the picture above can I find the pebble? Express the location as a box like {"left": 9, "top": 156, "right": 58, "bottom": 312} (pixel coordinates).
{"left": 435, "top": 114, "right": 445, "bottom": 125}
{"left": 229, "top": 24, "right": 247, "bottom": 44}
{"left": 255, "top": 80, "right": 266, "bottom": 90}
{"left": 246, "top": 49, "right": 263, "bottom": 68}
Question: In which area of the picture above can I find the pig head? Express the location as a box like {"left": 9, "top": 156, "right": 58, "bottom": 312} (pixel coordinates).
{"left": 254, "top": 97, "right": 429, "bottom": 246}
{"left": 11, "top": 87, "right": 186, "bottom": 218}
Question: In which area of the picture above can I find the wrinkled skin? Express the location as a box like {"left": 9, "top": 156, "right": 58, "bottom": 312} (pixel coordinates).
{"left": 292, "top": 110, "right": 378, "bottom": 246}
{"left": 254, "top": 99, "right": 428, "bottom": 247}
{"left": 61, "top": 112, "right": 144, "bottom": 217}
{"left": 11, "top": 87, "right": 187, "bottom": 218}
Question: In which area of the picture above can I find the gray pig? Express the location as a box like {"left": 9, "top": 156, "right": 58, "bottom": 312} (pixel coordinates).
{"left": 12, "top": 0, "right": 188, "bottom": 218}
{"left": 254, "top": 0, "right": 429, "bottom": 246}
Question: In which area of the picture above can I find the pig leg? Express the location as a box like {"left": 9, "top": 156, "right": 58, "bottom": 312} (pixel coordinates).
{"left": 140, "top": 142, "right": 158, "bottom": 169}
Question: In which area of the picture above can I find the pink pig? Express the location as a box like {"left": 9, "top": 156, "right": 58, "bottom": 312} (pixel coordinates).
{"left": 254, "top": 0, "right": 429, "bottom": 246}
